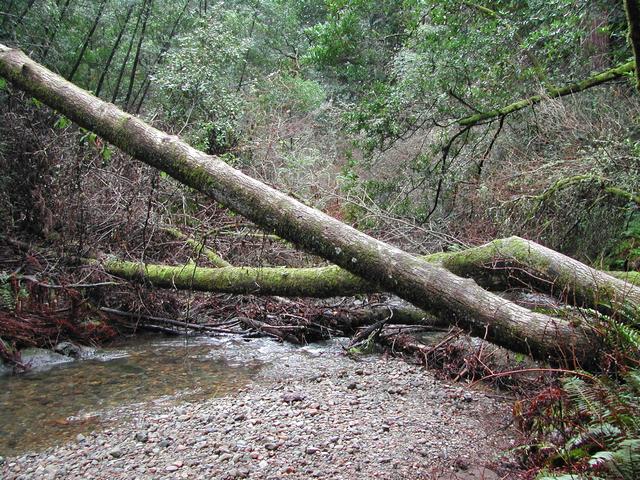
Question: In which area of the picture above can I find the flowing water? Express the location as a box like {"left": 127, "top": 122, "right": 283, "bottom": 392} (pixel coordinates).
{"left": 0, "top": 334, "right": 338, "bottom": 457}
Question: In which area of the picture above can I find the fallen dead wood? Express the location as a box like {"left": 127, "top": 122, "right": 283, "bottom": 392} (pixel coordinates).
{"left": 162, "top": 227, "right": 231, "bottom": 267}
{"left": 0, "top": 45, "right": 600, "bottom": 364}
{"left": 235, "top": 316, "right": 303, "bottom": 343}
{"left": 102, "top": 236, "right": 640, "bottom": 315}
{"left": 99, "top": 307, "right": 240, "bottom": 335}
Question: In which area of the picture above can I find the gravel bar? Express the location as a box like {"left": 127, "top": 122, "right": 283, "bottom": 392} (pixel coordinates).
{"left": 2, "top": 352, "right": 519, "bottom": 479}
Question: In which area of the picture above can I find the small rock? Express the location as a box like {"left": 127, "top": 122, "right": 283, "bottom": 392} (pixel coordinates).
{"left": 158, "top": 439, "right": 171, "bottom": 448}
{"left": 454, "top": 458, "right": 469, "bottom": 470}
{"left": 166, "top": 465, "right": 179, "bottom": 472}
{"left": 379, "top": 457, "right": 392, "bottom": 464}
{"left": 264, "top": 443, "right": 278, "bottom": 451}
{"left": 76, "top": 433, "right": 86, "bottom": 443}
{"left": 109, "top": 448, "right": 123, "bottom": 458}
{"left": 306, "top": 446, "right": 320, "bottom": 455}
{"left": 53, "top": 341, "right": 82, "bottom": 359}
{"left": 347, "top": 382, "right": 358, "bottom": 390}
{"left": 134, "top": 432, "right": 149, "bottom": 443}
{"left": 281, "top": 392, "right": 305, "bottom": 403}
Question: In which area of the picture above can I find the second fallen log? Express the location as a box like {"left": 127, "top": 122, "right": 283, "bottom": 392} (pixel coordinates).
{"left": 103, "top": 235, "right": 640, "bottom": 314}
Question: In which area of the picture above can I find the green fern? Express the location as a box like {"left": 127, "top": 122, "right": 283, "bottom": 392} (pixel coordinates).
{"left": 553, "top": 369, "right": 640, "bottom": 479}
{"left": 607, "top": 438, "right": 640, "bottom": 478}
{"left": 0, "top": 275, "right": 15, "bottom": 310}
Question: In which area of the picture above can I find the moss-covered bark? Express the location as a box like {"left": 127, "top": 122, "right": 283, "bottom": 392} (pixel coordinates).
{"left": 609, "top": 270, "right": 640, "bottom": 286}
{"left": 104, "top": 236, "right": 640, "bottom": 315}
{"left": 103, "top": 259, "right": 368, "bottom": 297}
{"left": 162, "top": 227, "right": 231, "bottom": 267}
{"left": 458, "top": 61, "right": 635, "bottom": 126}
{"left": 0, "top": 44, "right": 598, "bottom": 363}
{"left": 520, "top": 175, "right": 640, "bottom": 208}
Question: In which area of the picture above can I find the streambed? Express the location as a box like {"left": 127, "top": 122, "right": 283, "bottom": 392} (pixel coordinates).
{"left": 0, "top": 335, "right": 344, "bottom": 457}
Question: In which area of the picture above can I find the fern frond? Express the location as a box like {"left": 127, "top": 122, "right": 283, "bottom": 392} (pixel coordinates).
{"left": 566, "top": 423, "right": 622, "bottom": 449}
{"left": 608, "top": 438, "right": 640, "bottom": 479}
{"left": 564, "top": 376, "right": 608, "bottom": 419}
{"left": 607, "top": 320, "right": 640, "bottom": 351}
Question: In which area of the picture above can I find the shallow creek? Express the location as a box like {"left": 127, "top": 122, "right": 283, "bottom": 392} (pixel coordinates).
{"left": 0, "top": 335, "right": 343, "bottom": 457}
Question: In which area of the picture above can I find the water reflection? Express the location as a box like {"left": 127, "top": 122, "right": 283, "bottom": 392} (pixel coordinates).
{"left": 0, "top": 335, "right": 264, "bottom": 456}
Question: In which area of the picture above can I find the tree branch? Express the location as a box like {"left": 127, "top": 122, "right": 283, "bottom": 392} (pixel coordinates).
{"left": 457, "top": 61, "right": 635, "bottom": 127}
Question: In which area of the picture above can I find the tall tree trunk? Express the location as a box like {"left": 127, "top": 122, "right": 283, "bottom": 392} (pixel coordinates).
{"left": 236, "top": 12, "right": 256, "bottom": 93}
{"left": 625, "top": 0, "right": 640, "bottom": 90}
{"left": 95, "top": 4, "right": 133, "bottom": 97}
{"left": 112, "top": 0, "right": 144, "bottom": 104}
{"left": 0, "top": 44, "right": 598, "bottom": 364}
{"left": 124, "top": 0, "right": 151, "bottom": 110}
{"left": 67, "top": 0, "right": 107, "bottom": 82}
{"left": 42, "top": 0, "right": 73, "bottom": 61}
{"left": 16, "top": 0, "right": 36, "bottom": 25}
{"left": 1, "top": 0, "right": 17, "bottom": 33}
{"left": 131, "top": 0, "right": 190, "bottom": 113}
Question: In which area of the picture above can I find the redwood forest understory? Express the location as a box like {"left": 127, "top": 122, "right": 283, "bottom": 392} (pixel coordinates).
{"left": 2, "top": 1, "right": 640, "bottom": 478}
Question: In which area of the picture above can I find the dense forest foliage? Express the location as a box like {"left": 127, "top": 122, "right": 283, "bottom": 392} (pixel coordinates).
{"left": 1, "top": 0, "right": 638, "bottom": 261}
{"left": 2, "top": 1, "right": 640, "bottom": 478}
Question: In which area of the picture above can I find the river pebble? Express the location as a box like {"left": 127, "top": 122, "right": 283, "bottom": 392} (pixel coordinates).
{"left": 1, "top": 354, "right": 519, "bottom": 479}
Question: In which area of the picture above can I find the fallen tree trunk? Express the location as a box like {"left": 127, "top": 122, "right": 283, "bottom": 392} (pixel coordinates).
{"left": 103, "top": 236, "right": 640, "bottom": 313}
{"left": 0, "top": 44, "right": 597, "bottom": 363}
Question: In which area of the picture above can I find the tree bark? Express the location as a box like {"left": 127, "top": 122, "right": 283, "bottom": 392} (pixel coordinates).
{"left": 16, "top": 0, "right": 36, "bottom": 26}
{"left": 515, "top": 175, "right": 640, "bottom": 208}
{"left": 0, "top": 44, "right": 598, "bottom": 364}
{"left": 131, "top": 0, "right": 190, "bottom": 113}
{"left": 101, "top": 236, "right": 640, "bottom": 313}
{"left": 1, "top": 0, "right": 16, "bottom": 32}
{"left": 42, "top": 0, "right": 73, "bottom": 61}
{"left": 625, "top": 0, "right": 640, "bottom": 90}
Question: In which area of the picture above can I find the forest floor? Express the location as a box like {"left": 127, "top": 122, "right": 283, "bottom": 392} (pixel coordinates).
{"left": 1, "top": 349, "right": 521, "bottom": 480}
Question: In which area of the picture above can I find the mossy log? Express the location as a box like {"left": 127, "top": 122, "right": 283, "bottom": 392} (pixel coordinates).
{"left": 0, "top": 44, "right": 595, "bottom": 363}
{"left": 162, "top": 226, "right": 231, "bottom": 267}
{"left": 518, "top": 175, "right": 640, "bottom": 208}
{"left": 104, "top": 236, "right": 640, "bottom": 314}
{"left": 457, "top": 60, "right": 635, "bottom": 127}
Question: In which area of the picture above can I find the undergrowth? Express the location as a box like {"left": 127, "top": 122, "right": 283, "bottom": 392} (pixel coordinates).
{"left": 518, "top": 310, "right": 640, "bottom": 480}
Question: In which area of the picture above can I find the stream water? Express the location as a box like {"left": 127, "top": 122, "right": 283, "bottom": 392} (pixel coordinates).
{"left": 0, "top": 334, "right": 339, "bottom": 457}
